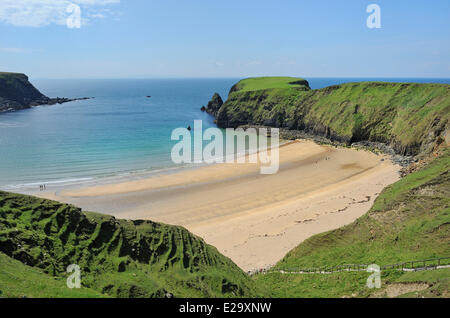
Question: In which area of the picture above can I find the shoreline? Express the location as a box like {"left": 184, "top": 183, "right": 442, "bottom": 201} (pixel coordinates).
{"left": 4, "top": 136, "right": 290, "bottom": 194}
{"left": 34, "top": 139, "right": 401, "bottom": 271}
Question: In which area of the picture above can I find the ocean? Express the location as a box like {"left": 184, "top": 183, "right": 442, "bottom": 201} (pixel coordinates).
{"left": 0, "top": 77, "right": 448, "bottom": 190}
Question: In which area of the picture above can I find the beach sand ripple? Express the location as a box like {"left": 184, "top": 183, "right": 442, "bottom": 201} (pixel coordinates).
{"left": 39, "top": 140, "right": 400, "bottom": 271}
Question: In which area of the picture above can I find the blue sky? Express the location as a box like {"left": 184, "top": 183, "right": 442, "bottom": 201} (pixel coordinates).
{"left": 0, "top": 0, "right": 449, "bottom": 78}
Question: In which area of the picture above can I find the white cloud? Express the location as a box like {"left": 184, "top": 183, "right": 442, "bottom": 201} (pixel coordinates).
{"left": 0, "top": 0, "right": 120, "bottom": 27}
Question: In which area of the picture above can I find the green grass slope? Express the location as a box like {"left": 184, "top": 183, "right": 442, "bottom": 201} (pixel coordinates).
{"left": 0, "top": 192, "right": 260, "bottom": 298}
{"left": 0, "top": 252, "right": 106, "bottom": 298}
{"left": 229, "top": 77, "right": 310, "bottom": 93}
{"left": 217, "top": 78, "right": 450, "bottom": 156}
{"left": 254, "top": 149, "right": 450, "bottom": 297}
{"left": 254, "top": 268, "right": 449, "bottom": 298}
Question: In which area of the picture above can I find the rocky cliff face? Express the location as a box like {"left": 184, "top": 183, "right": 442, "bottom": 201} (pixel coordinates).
{"left": 0, "top": 72, "right": 51, "bottom": 111}
{"left": 205, "top": 92, "right": 224, "bottom": 117}
{"left": 0, "top": 72, "right": 91, "bottom": 112}
{"left": 212, "top": 78, "right": 450, "bottom": 157}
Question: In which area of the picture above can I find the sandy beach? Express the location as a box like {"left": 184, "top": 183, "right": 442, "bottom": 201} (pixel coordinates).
{"left": 38, "top": 140, "right": 401, "bottom": 271}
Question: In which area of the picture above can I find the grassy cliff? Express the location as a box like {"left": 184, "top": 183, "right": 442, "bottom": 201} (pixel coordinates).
{"left": 211, "top": 77, "right": 450, "bottom": 297}
{"left": 215, "top": 78, "right": 450, "bottom": 156}
{"left": 0, "top": 191, "right": 260, "bottom": 298}
{"left": 229, "top": 77, "right": 310, "bottom": 93}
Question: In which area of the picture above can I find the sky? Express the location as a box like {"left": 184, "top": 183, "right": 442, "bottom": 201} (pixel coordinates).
{"left": 0, "top": 0, "right": 449, "bottom": 78}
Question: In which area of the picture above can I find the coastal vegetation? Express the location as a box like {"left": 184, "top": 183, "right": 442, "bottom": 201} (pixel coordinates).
{"left": 0, "top": 251, "right": 106, "bottom": 298}
{"left": 0, "top": 191, "right": 260, "bottom": 298}
{"left": 215, "top": 77, "right": 449, "bottom": 156}
{"left": 228, "top": 77, "right": 310, "bottom": 93}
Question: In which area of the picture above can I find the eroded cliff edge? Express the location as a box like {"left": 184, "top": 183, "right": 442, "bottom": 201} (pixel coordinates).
{"left": 0, "top": 72, "right": 90, "bottom": 112}
{"left": 206, "top": 77, "right": 449, "bottom": 157}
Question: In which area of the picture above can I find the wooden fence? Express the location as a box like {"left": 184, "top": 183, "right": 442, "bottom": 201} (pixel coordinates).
{"left": 251, "top": 257, "right": 450, "bottom": 276}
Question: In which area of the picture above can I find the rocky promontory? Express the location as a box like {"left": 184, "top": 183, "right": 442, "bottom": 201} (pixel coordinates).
{"left": 0, "top": 72, "right": 92, "bottom": 112}
{"left": 205, "top": 92, "right": 224, "bottom": 117}
{"left": 206, "top": 77, "right": 449, "bottom": 158}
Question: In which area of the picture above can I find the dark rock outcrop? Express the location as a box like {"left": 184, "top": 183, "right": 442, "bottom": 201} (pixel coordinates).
{"left": 205, "top": 92, "right": 223, "bottom": 117}
{"left": 0, "top": 72, "right": 92, "bottom": 112}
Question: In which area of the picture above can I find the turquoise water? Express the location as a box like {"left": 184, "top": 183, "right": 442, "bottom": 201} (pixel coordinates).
{"left": 0, "top": 78, "right": 238, "bottom": 188}
{"left": 0, "top": 77, "right": 448, "bottom": 189}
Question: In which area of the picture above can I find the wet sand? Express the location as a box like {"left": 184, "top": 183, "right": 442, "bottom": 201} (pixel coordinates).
{"left": 38, "top": 140, "right": 401, "bottom": 271}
